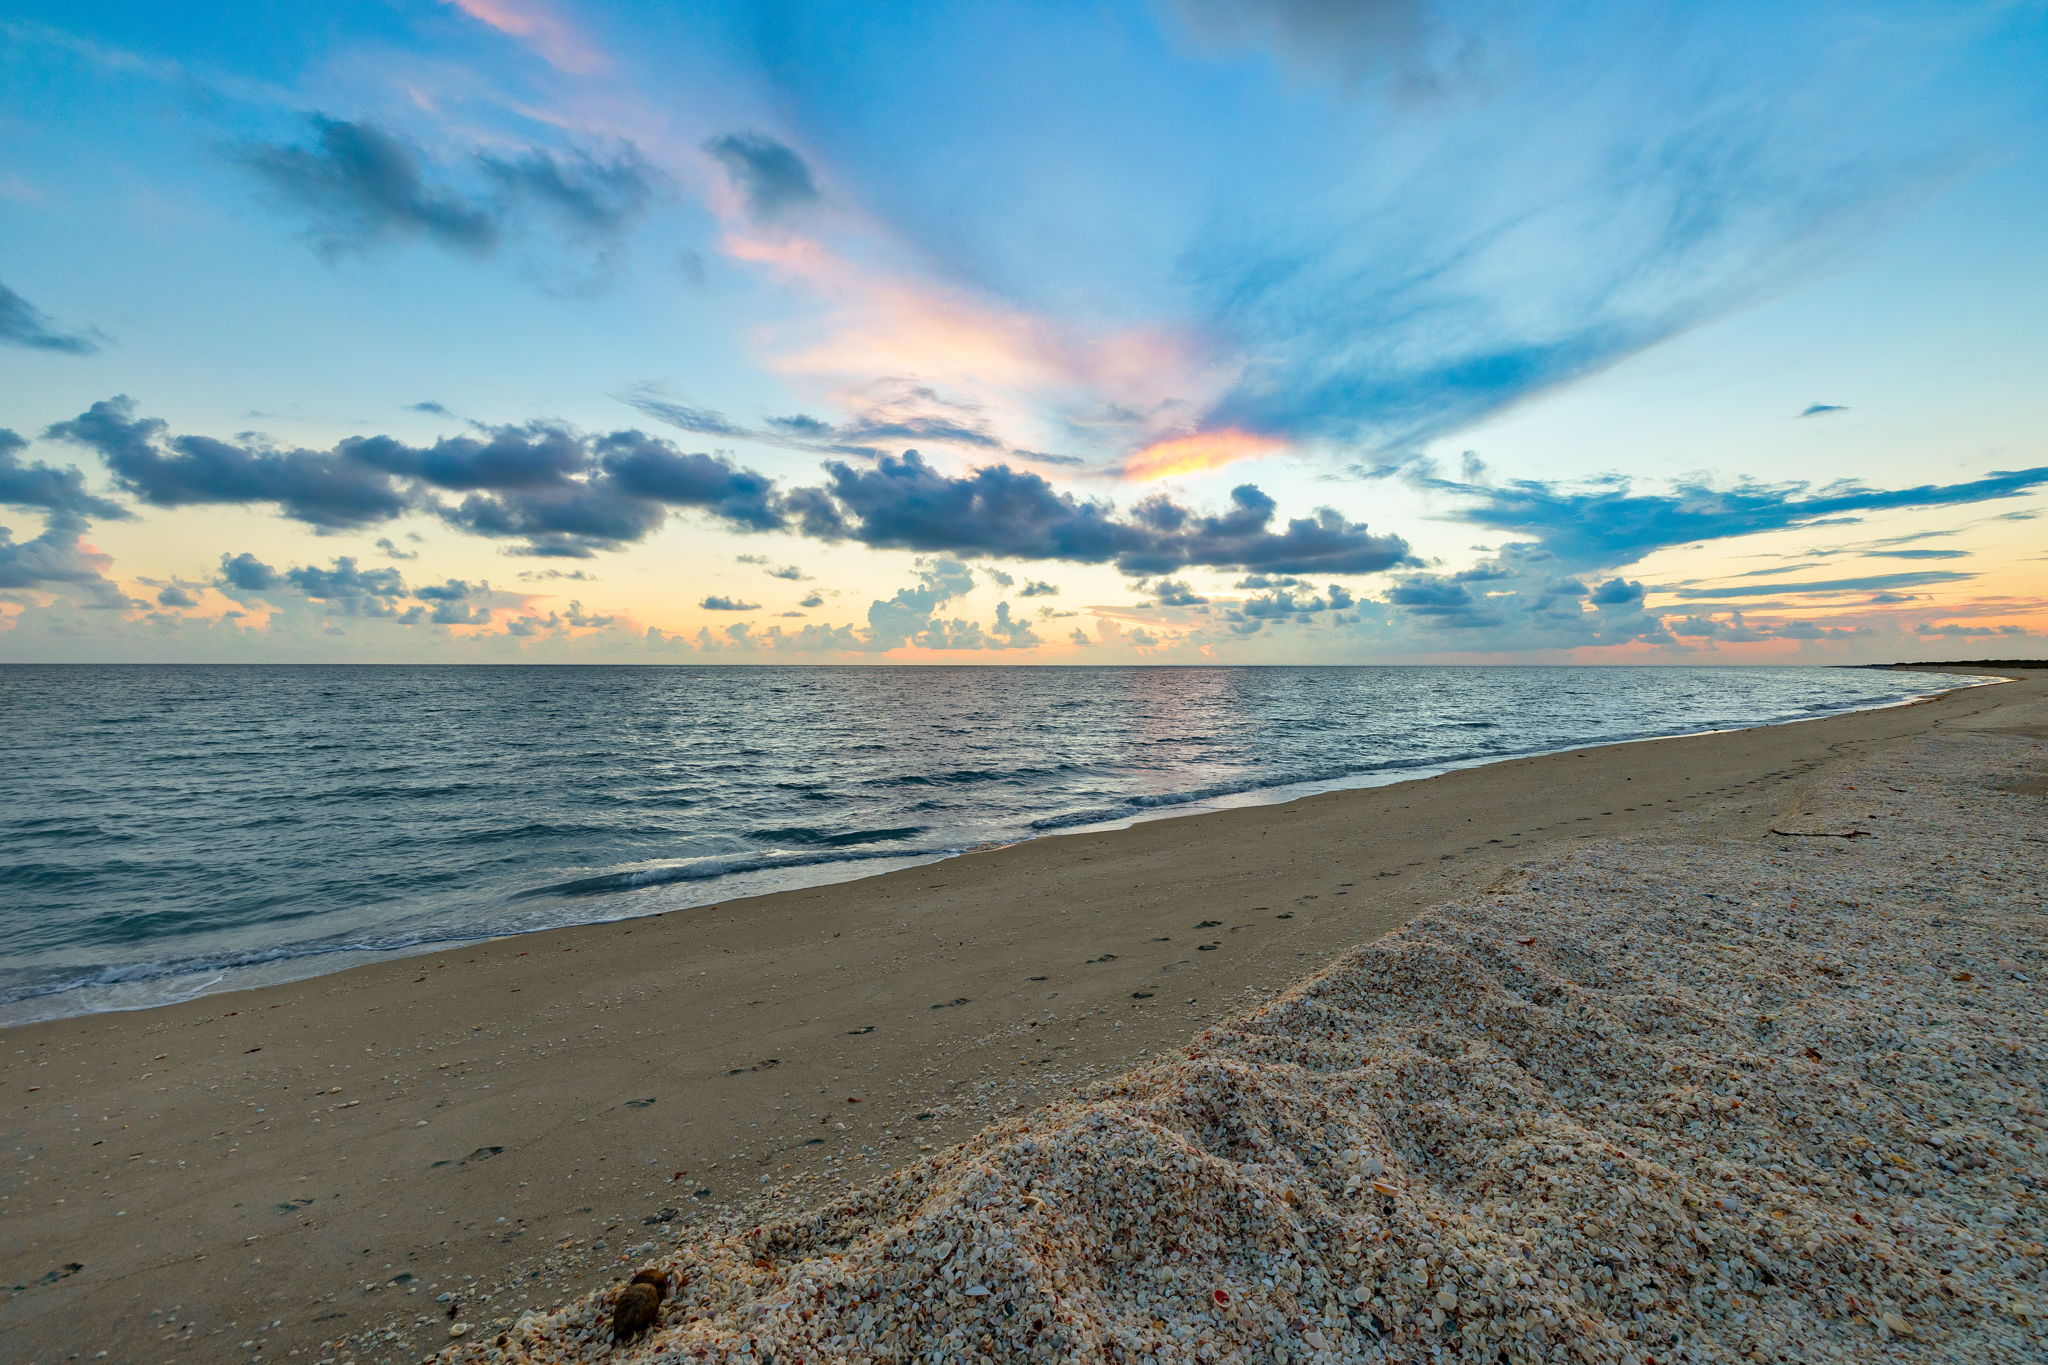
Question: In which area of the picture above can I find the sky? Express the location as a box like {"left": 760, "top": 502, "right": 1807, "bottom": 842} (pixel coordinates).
{"left": 2, "top": 0, "right": 2045, "bottom": 664}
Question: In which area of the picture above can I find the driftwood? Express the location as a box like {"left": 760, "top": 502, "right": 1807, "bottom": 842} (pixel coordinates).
{"left": 1770, "top": 828, "right": 1872, "bottom": 839}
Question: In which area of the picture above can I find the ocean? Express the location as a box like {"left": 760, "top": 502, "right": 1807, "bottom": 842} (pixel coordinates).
{"left": 0, "top": 664, "right": 1977, "bottom": 1023}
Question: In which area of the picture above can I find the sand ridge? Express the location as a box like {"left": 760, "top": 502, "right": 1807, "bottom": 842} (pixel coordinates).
{"left": 443, "top": 706, "right": 2046, "bottom": 1363}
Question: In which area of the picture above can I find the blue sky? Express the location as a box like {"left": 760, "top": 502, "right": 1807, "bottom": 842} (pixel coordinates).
{"left": 2, "top": 0, "right": 2044, "bottom": 662}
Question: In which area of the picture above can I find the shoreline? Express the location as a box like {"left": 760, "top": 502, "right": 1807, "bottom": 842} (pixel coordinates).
{"left": 1, "top": 667, "right": 1990, "bottom": 1028}
{"left": 456, "top": 666, "right": 2048, "bottom": 1364}
{"left": 1, "top": 668, "right": 2036, "bottom": 1364}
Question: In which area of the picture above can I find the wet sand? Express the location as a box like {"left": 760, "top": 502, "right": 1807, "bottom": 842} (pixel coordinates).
{"left": 1, "top": 669, "right": 2034, "bottom": 1364}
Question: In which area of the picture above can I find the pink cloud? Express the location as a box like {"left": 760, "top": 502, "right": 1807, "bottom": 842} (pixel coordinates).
{"left": 441, "top": 0, "right": 604, "bottom": 74}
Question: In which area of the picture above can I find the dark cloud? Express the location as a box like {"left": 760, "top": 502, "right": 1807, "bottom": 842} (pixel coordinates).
{"left": 236, "top": 114, "right": 658, "bottom": 263}
{"left": 699, "top": 595, "right": 759, "bottom": 611}
{"left": 44, "top": 400, "right": 1424, "bottom": 578}
{"left": 1426, "top": 466, "right": 2048, "bottom": 571}
{"left": 407, "top": 401, "right": 452, "bottom": 416}
{"left": 217, "top": 553, "right": 281, "bottom": 592}
{"left": 48, "top": 398, "right": 413, "bottom": 528}
{"left": 703, "top": 131, "right": 821, "bottom": 224}
{"left": 1865, "top": 548, "right": 1969, "bottom": 560}
{"left": 238, "top": 115, "right": 498, "bottom": 256}
{"left": 798, "top": 591, "right": 825, "bottom": 608}
{"left": 1588, "top": 577, "right": 1644, "bottom": 606}
{"left": 1798, "top": 403, "right": 1849, "bottom": 418}
{"left": 1018, "top": 580, "right": 1059, "bottom": 597}
{"left": 375, "top": 536, "right": 419, "bottom": 560}
{"left": 795, "top": 451, "right": 1413, "bottom": 575}
{"left": 156, "top": 584, "right": 197, "bottom": 607}
{"left": 0, "top": 280, "right": 102, "bottom": 354}
{"left": 1146, "top": 577, "right": 1204, "bottom": 601}
{"left": 0, "top": 514, "right": 120, "bottom": 603}
{"left": 597, "top": 432, "right": 782, "bottom": 530}
{"left": 49, "top": 398, "right": 783, "bottom": 556}
{"left": 1665, "top": 570, "right": 1974, "bottom": 599}
{"left": 0, "top": 428, "right": 130, "bottom": 519}
{"left": 286, "top": 556, "right": 408, "bottom": 599}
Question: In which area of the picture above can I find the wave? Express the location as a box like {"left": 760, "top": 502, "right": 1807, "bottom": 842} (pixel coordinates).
{"left": 512, "top": 844, "right": 961, "bottom": 900}
{"left": 746, "top": 825, "right": 928, "bottom": 849}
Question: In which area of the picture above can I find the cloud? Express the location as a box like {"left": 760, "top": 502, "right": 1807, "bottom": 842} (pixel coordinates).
{"left": 699, "top": 594, "right": 759, "bottom": 611}
{"left": 48, "top": 397, "right": 415, "bottom": 528}
{"left": 1665, "top": 571, "right": 1974, "bottom": 599}
{"left": 1425, "top": 466, "right": 2048, "bottom": 571}
{"left": 703, "top": 132, "right": 821, "bottom": 225}
{"left": 47, "top": 400, "right": 1425, "bottom": 576}
{"left": 0, "top": 514, "right": 121, "bottom": 604}
{"left": 0, "top": 428, "right": 129, "bottom": 519}
{"left": 1141, "top": 5, "right": 1999, "bottom": 462}
{"left": 0, "top": 280, "right": 102, "bottom": 354}
{"left": 238, "top": 116, "right": 498, "bottom": 257}
{"left": 235, "top": 115, "right": 657, "bottom": 263}
{"left": 790, "top": 450, "right": 1413, "bottom": 575}
{"left": 217, "top": 552, "right": 282, "bottom": 592}
{"left": 439, "top": 0, "right": 603, "bottom": 74}
{"left": 1018, "top": 580, "right": 1059, "bottom": 597}
{"left": 480, "top": 144, "right": 659, "bottom": 243}
{"left": 286, "top": 556, "right": 408, "bottom": 599}
{"left": 799, "top": 591, "right": 825, "bottom": 608}
{"left": 407, "top": 401, "right": 452, "bottom": 416}
{"left": 1147, "top": 578, "right": 1209, "bottom": 606}
{"left": 155, "top": 584, "right": 197, "bottom": 607}
{"left": 1864, "top": 548, "right": 1969, "bottom": 560}
{"left": 1798, "top": 403, "right": 1849, "bottom": 417}
{"left": 623, "top": 381, "right": 1005, "bottom": 460}
{"left": 375, "top": 536, "right": 419, "bottom": 560}
{"left": 735, "top": 553, "right": 808, "bottom": 580}
{"left": 49, "top": 398, "right": 782, "bottom": 556}
{"left": 1915, "top": 622, "right": 2024, "bottom": 637}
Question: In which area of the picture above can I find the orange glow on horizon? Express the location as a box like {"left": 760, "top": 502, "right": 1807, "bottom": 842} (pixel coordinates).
{"left": 1122, "top": 428, "right": 1286, "bottom": 480}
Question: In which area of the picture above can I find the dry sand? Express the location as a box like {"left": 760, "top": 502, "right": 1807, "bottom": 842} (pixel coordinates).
{"left": 2, "top": 669, "right": 2039, "bottom": 1363}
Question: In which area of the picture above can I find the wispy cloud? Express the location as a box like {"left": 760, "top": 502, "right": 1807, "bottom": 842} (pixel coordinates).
{"left": 1664, "top": 571, "right": 1975, "bottom": 599}
{"left": 235, "top": 115, "right": 658, "bottom": 267}
{"left": 0, "top": 280, "right": 102, "bottom": 355}
{"left": 1421, "top": 466, "right": 2048, "bottom": 571}
{"left": 439, "top": 0, "right": 603, "bottom": 74}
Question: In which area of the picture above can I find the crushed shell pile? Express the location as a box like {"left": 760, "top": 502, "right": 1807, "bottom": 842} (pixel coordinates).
{"left": 440, "top": 728, "right": 2046, "bottom": 1364}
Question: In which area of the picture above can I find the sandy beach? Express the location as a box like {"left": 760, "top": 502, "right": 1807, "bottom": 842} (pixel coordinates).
{"left": 3, "top": 668, "right": 2041, "bottom": 1364}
